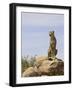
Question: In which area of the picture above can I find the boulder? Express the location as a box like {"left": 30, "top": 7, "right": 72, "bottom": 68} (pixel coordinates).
{"left": 22, "top": 66, "right": 38, "bottom": 77}
{"left": 22, "top": 57, "right": 64, "bottom": 77}
{"left": 38, "top": 59, "right": 64, "bottom": 76}
{"left": 35, "top": 56, "right": 48, "bottom": 67}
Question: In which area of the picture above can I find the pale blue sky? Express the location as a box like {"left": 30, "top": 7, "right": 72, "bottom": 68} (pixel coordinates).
{"left": 21, "top": 12, "right": 64, "bottom": 60}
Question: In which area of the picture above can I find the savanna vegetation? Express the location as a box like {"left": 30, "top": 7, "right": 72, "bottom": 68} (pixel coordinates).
{"left": 21, "top": 56, "right": 36, "bottom": 74}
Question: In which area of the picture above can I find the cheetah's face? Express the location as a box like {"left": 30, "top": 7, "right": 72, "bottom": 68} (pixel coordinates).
{"left": 49, "top": 31, "right": 54, "bottom": 37}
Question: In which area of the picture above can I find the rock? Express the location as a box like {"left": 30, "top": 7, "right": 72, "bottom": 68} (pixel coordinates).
{"left": 22, "top": 58, "right": 64, "bottom": 77}
{"left": 50, "top": 60, "right": 64, "bottom": 75}
{"left": 35, "top": 56, "right": 48, "bottom": 67}
{"left": 22, "top": 66, "right": 39, "bottom": 77}
{"left": 36, "top": 56, "right": 48, "bottom": 61}
{"left": 38, "top": 59, "right": 64, "bottom": 76}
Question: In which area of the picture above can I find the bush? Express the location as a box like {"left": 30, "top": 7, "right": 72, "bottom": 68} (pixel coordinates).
{"left": 29, "top": 57, "right": 36, "bottom": 67}
{"left": 21, "top": 58, "right": 29, "bottom": 74}
{"left": 21, "top": 56, "right": 36, "bottom": 74}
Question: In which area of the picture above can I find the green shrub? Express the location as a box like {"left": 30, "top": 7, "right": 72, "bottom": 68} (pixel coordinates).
{"left": 21, "top": 58, "right": 29, "bottom": 73}
{"left": 21, "top": 56, "right": 36, "bottom": 74}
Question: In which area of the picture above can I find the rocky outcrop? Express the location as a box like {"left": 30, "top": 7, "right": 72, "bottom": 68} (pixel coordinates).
{"left": 38, "top": 59, "right": 64, "bottom": 76}
{"left": 22, "top": 67, "right": 38, "bottom": 77}
{"left": 22, "top": 31, "right": 64, "bottom": 77}
{"left": 22, "top": 57, "right": 64, "bottom": 77}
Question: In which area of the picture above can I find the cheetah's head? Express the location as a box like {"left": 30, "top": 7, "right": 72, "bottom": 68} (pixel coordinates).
{"left": 49, "top": 31, "right": 54, "bottom": 37}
